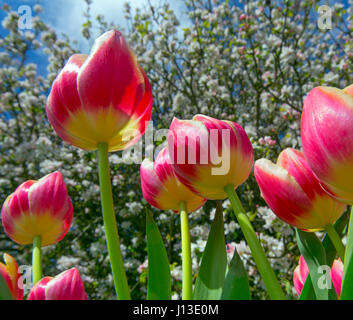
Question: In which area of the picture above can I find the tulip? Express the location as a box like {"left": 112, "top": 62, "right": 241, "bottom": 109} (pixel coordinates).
{"left": 1, "top": 171, "right": 73, "bottom": 284}
{"left": 1, "top": 171, "right": 73, "bottom": 246}
{"left": 28, "top": 268, "right": 88, "bottom": 300}
{"left": 46, "top": 30, "right": 152, "bottom": 152}
{"left": 141, "top": 146, "right": 206, "bottom": 299}
{"left": 255, "top": 148, "right": 346, "bottom": 231}
{"left": 167, "top": 114, "right": 254, "bottom": 200}
{"left": 255, "top": 148, "right": 346, "bottom": 260}
{"left": 168, "top": 115, "right": 285, "bottom": 300}
{"left": 293, "top": 256, "right": 343, "bottom": 298}
{"left": 0, "top": 254, "right": 23, "bottom": 300}
{"left": 301, "top": 86, "right": 353, "bottom": 205}
{"left": 46, "top": 29, "right": 151, "bottom": 300}
{"left": 140, "top": 147, "right": 206, "bottom": 213}
{"left": 331, "top": 258, "right": 343, "bottom": 298}
{"left": 293, "top": 256, "right": 309, "bottom": 296}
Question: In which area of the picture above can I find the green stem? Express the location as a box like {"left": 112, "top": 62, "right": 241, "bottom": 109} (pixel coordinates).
{"left": 32, "top": 235, "right": 42, "bottom": 285}
{"left": 224, "top": 184, "right": 286, "bottom": 300}
{"left": 325, "top": 223, "right": 345, "bottom": 262}
{"left": 180, "top": 201, "right": 193, "bottom": 300}
{"left": 97, "top": 142, "right": 130, "bottom": 300}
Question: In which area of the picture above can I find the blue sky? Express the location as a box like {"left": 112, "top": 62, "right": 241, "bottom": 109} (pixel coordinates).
{"left": 0, "top": 0, "right": 187, "bottom": 74}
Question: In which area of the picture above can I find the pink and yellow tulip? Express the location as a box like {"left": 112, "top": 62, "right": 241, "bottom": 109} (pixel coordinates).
{"left": 254, "top": 148, "right": 346, "bottom": 231}
{"left": 140, "top": 147, "right": 206, "bottom": 212}
{"left": 293, "top": 256, "right": 343, "bottom": 298}
{"left": 0, "top": 254, "right": 23, "bottom": 300}
{"left": 141, "top": 146, "right": 206, "bottom": 300}
{"left": 28, "top": 268, "right": 87, "bottom": 300}
{"left": 1, "top": 171, "right": 73, "bottom": 246}
{"left": 293, "top": 256, "right": 309, "bottom": 296}
{"left": 331, "top": 258, "right": 344, "bottom": 298}
{"left": 46, "top": 30, "right": 152, "bottom": 152}
{"left": 167, "top": 115, "right": 254, "bottom": 200}
{"left": 301, "top": 86, "right": 353, "bottom": 204}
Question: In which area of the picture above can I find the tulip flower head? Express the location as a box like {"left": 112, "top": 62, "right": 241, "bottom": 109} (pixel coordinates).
{"left": 140, "top": 147, "right": 206, "bottom": 212}
{"left": 1, "top": 171, "right": 73, "bottom": 246}
{"left": 46, "top": 30, "right": 152, "bottom": 152}
{"left": 254, "top": 148, "right": 345, "bottom": 231}
{"left": 301, "top": 86, "right": 353, "bottom": 204}
{"left": 167, "top": 115, "right": 254, "bottom": 200}
{"left": 331, "top": 258, "right": 344, "bottom": 298}
{"left": 293, "top": 256, "right": 343, "bottom": 298}
{"left": 0, "top": 253, "right": 23, "bottom": 300}
{"left": 293, "top": 256, "right": 309, "bottom": 296}
{"left": 28, "top": 268, "right": 87, "bottom": 300}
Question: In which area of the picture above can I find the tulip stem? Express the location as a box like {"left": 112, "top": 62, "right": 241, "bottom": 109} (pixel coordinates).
{"left": 32, "top": 235, "right": 42, "bottom": 285}
{"left": 224, "top": 184, "right": 286, "bottom": 300}
{"left": 179, "top": 201, "right": 193, "bottom": 300}
{"left": 97, "top": 142, "right": 130, "bottom": 300}
{"left": 325, "top": 223, "right": 345, "bottom": 262}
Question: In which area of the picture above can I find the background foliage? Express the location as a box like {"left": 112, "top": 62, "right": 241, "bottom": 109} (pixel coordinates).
{"left": 0, "top": 0, "right": 352, "bottom": 299}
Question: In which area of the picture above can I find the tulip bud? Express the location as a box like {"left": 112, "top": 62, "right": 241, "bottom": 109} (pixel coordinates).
{"left": 1, "top": 171, "right": 73, "bottom": 246}
{"left": 331, "top": 258, "right": 343, "bottom": 298}
{"left": 28, "top": 268, "right": 87, "bottom": 300}
{"left": 254, "top": 148, "right": 345, "bottom": 231}
{"left": 301, "top": 86, "right": 353, "bottom": 204}
{"left": 46, "top": 30, "right": 152, "bottom": 152}
{"left": 293, "top": 256, "right": 343, "bottom": 298}
{"left": 167, "top": 115, "right": 254, "bottom": 200}
{"left": 0, "top": 254, "right": 23, "bottom": 300}
{"left": 293, "top": 256, "right": 309, "bottom": 296}
{"left": 140, "top": 147, "right": 206, "bottom": 212}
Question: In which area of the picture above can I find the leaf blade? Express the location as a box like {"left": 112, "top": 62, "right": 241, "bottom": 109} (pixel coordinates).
{"left": 296, "top": 229, "right": 330, "bottom": 300}
{"left": 340, "top": 209, "right": 353, "bottom": 300}
{"left": 0, "top": 273, "right": 13, "bottom": 300}
{"left": 146, "top": 210, "right": 171, "bottom": 300}
{"left": 193, "top": 202, "right": 227, "bottom": 300}
{"left": 299, "top": 212, "right": 348, "bottom": 300}
{"left": 221, "top": 245, "right": 251, "bottom": 300}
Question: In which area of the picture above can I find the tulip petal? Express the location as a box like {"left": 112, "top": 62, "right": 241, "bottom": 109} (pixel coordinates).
{"left": 301, "top": 86, "right": 353, "bottom": 204}
{"left": 255, "top": 158, "right": 314, "bottom": 228}
{"left": 293, "top": 265, "right": 303, "bottom": 296}
{"left": 46, "top": 54, "right": 100, "bottom": 150}
{"left": 0, "top": 254, "right": 23, "bottom": 300}
{"left": 45, "top": 268, "right": 88, "bottom": 300}
{"left": 331, "top": 259, "right": 343, "bottom": 298}
{"left": 27, "top": 277, "right": 53, "bottom": 300}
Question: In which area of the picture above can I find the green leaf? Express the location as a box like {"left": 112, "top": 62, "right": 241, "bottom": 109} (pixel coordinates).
{"left": 0, "top": 273, "right": 13, "bottom": 300}
{"left": 146, "top": 210, "right": 171, "bottom": 300}
{"left": 299, "top": 276, "right": 316, "bottom": 300}
{"left": 296, "top": 229, "right": 330, "bottom": 300}
{"left": 221, "top": 245, "right": 251, "bottom": 300}
{"left": 322, "top": 211, "right": 348, "bottom": 265}
{"left": 340, "top": 208, "right": 353, "bottom": 300}
{"left": 299, "top": 212, "right": 348, "bottom": 300}
{"left": 193, "top": 202, "right": 227, "bottom": 300}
